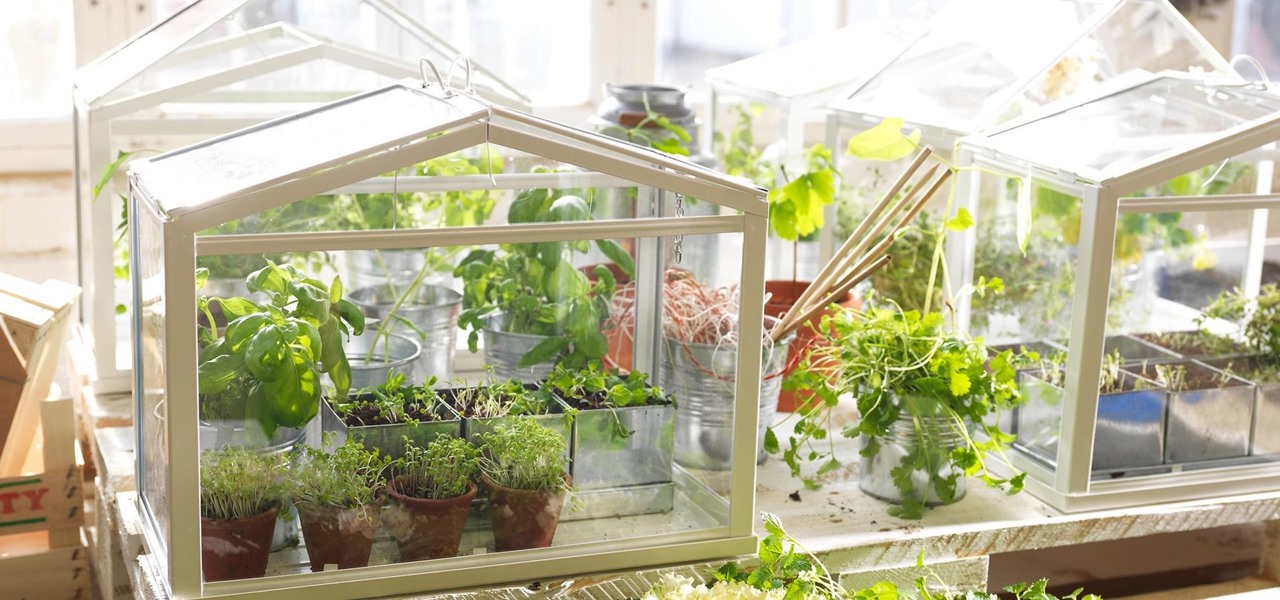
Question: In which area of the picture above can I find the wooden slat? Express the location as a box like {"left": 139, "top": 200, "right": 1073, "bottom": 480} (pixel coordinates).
{"left": 0, "top": 467, "right": 84, "bottom": 536}
{"left": 0, "top": 543, "right": 92, "bottom": 600}
{"left": 841, "top": 556, "right": 989, "bottom": 594}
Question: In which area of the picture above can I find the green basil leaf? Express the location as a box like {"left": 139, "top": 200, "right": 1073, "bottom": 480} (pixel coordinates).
{"left": 579, "top": 330, "right": 608, "bottom": 359}
{"left": 519, "top": 336, "right": 568, "bottom": 368}
{"left": 245, "top": 325, "right": 288, "bottom": 380}
{"left": 334, "top": 299, "right": 365, "bottom": 336}
{"left": 329, "top": 275, "right": 343, "bottom": 305}
{"left": 594, "top": 239, "right": 635, "bottom": 279}
{"left": 547, "top": 195, "right": 589, "bottom": 222}
{"left": 246, "top": 263, "right": 289, "bottom": 296}
{"left": 195, "top": 268, "right": 210, "bottom": 292}
{"left": 197, "top": 353, "right": 244, "bottom": 395}
{"left": 289, "top": 281, "right": 331, "bottom": 323}
{"left": 214, "top": 297, "right": 264, "bottom": 321}
{"left": 224, "top": 314, "right": 271, "bottom": 353}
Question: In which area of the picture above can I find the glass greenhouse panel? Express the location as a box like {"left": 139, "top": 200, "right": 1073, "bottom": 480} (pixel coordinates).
{"left": 838, "top": 0, "right": 1113, "bottom": 134}
{"left": 987, "top": 76, "right": 1280, "bottom": 178}
{"left": 133, "top": 187, "right": 172, "bottom": 558}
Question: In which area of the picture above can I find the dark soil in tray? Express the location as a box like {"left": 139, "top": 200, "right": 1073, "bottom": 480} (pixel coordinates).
{"left": 334, "top": 394, "right": 448, "bottom": 427}
{"left": 1136, "top": 331, "right": 1245, "bottom": 357}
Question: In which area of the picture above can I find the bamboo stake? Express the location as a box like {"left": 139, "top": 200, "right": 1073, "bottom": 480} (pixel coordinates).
{"left": 775, "top": 162, "right": 943, "bottom": 336}
{"left": 789, "top": 147, "right": 933, "bottom": 313}
{"left": 769, "top": 255, "right": 890, "bottom": 343}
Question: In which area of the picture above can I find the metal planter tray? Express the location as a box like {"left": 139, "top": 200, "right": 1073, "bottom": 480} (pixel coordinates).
{"left": 1203, "top": 356, "right": 1279, "bottom": 456}
{"left": 319, "top": 396, "right": 462, "bottom": 460}
{"left": 564, "top": 403, "right": 676, "bottom": 490}
{"left": 1127, "top": 359, "right": 1254, "bottom": 464}
{"left": 561, "top": 482, "right": 676, "bottom": 521}
{"left": 1017, "top": 370, "right": 1167, "bottom": 473}
{"left": 442, "top": 386, "right": 574, "bottom": 463}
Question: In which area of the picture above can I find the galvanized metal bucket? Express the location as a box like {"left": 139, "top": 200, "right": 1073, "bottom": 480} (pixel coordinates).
{"left": 859, "top": 413, "right": 967, "bottom": 506}
{"left": 661, "top": 329, "right": 792, "bottom": 471}
{"left": 347, "top": 249, "right": 433, "bottom": 290}
{"left": 481, "top": 314, "right": 558, "bottom": 384}
{"left": 345, "top": 330, "right": 422, "bottom": 390}
{"left": 349, "top": 283, "right": 462, "bottom": 382}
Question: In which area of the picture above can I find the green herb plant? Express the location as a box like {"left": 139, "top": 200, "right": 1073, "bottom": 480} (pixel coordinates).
{"left": 1201, "top": 284, "right": 1280, "bottom": 356}
{"left": 544, "top": 362, "right": 672, "bottom": 439}
{"left": 196, "top": 261, "right": 365, "bottom": 439}
{"left": 479, "top": 419, "right": 570, "bottom": 492}
{"left": 394, "top": 434, "right": 480, "bottom": 500}
{"left": 455, "top": 179, "right": 634, "bottom": 369}
{"left": 646, "top": 512, "right": 1101, "bottom": 600}
{"left": 447, "top": 377, "right": 559, "bottom": 420}
{"left": 293, "top": 439, "right": 392, "bottom": 518}
{"left": 330, "top": 370, "right": 445, "bottom": 426}
{"left": 200, "top": 446, "right": 291, "bottom": 521}
{"left": 778, "top": 307, "right": 1027, "bottom": 519}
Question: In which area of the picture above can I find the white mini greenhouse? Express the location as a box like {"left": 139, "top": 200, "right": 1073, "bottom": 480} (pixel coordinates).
{"left": 822, "top": 0, "right": 1230, "bottom": 265}
{"left": 127, "top": 70, "right": 768, "bottom": 598}
{"left": 75, "top": 0, "right": 527, "bottom": 393}
{"left": 953, "top": 70, "right": 1280, "bottom": 512}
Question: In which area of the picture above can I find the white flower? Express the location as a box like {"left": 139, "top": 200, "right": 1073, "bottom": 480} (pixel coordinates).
{"left": 643, "top": 573, "right": 786, "bottom": 600}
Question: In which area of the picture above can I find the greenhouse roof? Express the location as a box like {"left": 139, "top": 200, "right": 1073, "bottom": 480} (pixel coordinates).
{"left": 964, "top": 71, "right": 1280, "bottom": 186}
{"left": 704, "top": 18, "right": 928, "bottom": 103}
{"left": 828, "top": 0, "right": 1230, "bottom": 138}
{"left": 130, "top": 80, "right": 765, "bottom": 228}
{"left": 74, "top": 0, "right": 528, "bottom": 111}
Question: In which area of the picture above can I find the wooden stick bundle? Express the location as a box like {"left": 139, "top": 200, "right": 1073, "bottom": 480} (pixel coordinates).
{"left": 767, "top": 146, "right": 950, "bottom": 343}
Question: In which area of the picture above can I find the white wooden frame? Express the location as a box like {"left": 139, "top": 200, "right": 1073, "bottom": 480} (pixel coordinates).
{"left": 955, "top": 70, "right": 1280, "bottom": 512}
{"left": 129, "top": 79, "right": 768, "bottom": 599}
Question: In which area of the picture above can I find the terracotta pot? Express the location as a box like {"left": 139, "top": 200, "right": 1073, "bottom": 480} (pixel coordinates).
{"left": 385, "top": 477, "right": 477, "bottom": 561}
{"left": 200, "top": 506, "right": 278, "bottom": 582}
{"left": 763, "top": 280, "right": 859, "bottom": 413}
{"left": 297, "top": 499, "right": 384, "bottom": 571}
{"left": 482, "top": 473, "right": 570, "bottom": 551}
{"left": 584, "top": 262, "right": 635, "bottom": 372}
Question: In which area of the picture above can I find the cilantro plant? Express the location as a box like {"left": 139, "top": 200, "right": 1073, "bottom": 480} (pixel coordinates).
{"left": 455, "top": 179, "right": 635, "bottom": 369}
{"left": 293, "top": 438, "right": 392, "bottom": 516}
{"left": 778, "top": 307, "right": 1027, "bottom": 519}
{"left": 196, "top": 262, "right": 365, "bottom": 440}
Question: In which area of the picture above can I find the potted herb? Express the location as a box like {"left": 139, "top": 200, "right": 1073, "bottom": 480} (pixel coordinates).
{"left": 454, "top": 182, "right": 633, "bottom": 382}
{"left": 479, "top": 419, "right": 572, "bottom": 551}
{"left": 800, "top": 307, "right": 1025, "bottom": 519}
{"left": 196, "top": 262, "right": 365, "bottom": 442}
{"left": 292, "top": 441, "right": 392, "bottom": 571}
{"left": 384, "top": 435, "right": 480, "bottom": 561}
{"left": 444, "top": 378, "right": 573, "bottom": 462}
{"left": 321, "top": 372, "right": 463, "bottom": 460}
{"left": 1019, "top": 350, "right": 1167, "bottom": 474}
{"left": 1127, "top": 360, "right": 1254, "bottom": 464}
{"left": 544, "top": 363, "right": 674, "bottom": 491}
{"left": 199, "top": 447, "right": 291, "bottom": 582}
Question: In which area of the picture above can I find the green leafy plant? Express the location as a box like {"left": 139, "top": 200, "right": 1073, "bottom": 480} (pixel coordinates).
{"left": 394, "top": 434, "right": 480, "bottom": 500}
{"left": 598, "top": 93, "right": 693, "bottom": 157}
{"left": 446, "top": 377, "right": 559, "bottom": 419}
{"left": 769, "top": 144, "right": 838, "bottom": 242}
{"left": 780, "top": 307, "right": 1026, "bottom": 519}
{"left": 1201, "top": 284, "right": 1280, "bottom": 356}
{"left": 479, "top": 418, "right": 570, "bottom": 492}
{"left": 200, "top": 446, "right": 291, "bottom": 521}
{"left": 714, "top": 103, "right": 776, "bottom": 190}
{"left": 329, "top": 371, "right": 447, "bottom": 427}
{"left": 544, "top": 362, "right": 671, "bottom": 440}
{"left": 455, "top": 179, "right": 634, "bottom": 369}
{"left": 293, "top": 439, "right": 392, "bottom": 515}
{"left": 196, "top": 262, "right": 365, "bottom": 439}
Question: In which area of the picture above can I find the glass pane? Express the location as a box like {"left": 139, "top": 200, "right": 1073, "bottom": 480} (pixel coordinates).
{"left": 77, "top": 0, "right": 247, "bottom": 103}
{"left": 704, "top": 19, "right": 924, "bottom": 101}
{"left": 191, "top": 227, "right": 746, "bottom": 577}
{"left": 837, "top": 0, "right": 1113, "bottom": 133}
{"left": 134, "top": 194, "right": 171, "bottom": 552}
{"left": 1090, "top": 1, "right": 1228, "bottom": 76}
{"left": 138, "top": 86, "right": 485, "bottom": 212}
{"left": 988, "top": 77, "right": 1280, "bottom": 178}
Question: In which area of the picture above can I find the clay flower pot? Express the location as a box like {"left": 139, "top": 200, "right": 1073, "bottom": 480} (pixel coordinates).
{"left": 297, "top": 499, "right": 384, "bottom": 571}
{"left": 764, "top": 280, "right": 859, "bottom": 412}
{"left": 481, "top": 473, "right": 570, "bottom": 551}
{"left": 200, "top": 506, "right": 278, "bottom": 582}
{"left": 385, "top": 477, "right": 477, "bottom": 561}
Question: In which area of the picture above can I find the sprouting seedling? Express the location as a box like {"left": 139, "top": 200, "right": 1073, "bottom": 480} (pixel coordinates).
{"left": 1153, "top": 363, "right": 1187, "bottom": 392}
{"left": 1099, "top": 349, "right": 1126, "bottom": 393}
